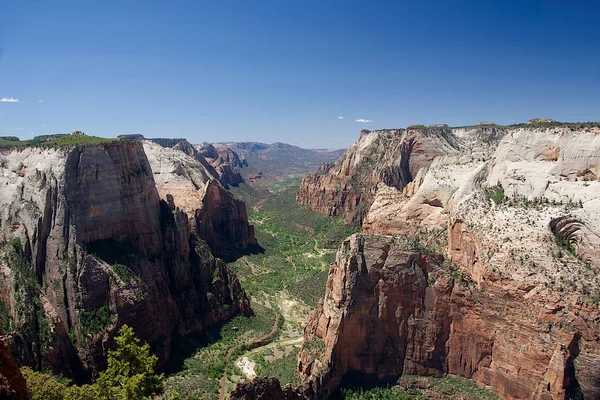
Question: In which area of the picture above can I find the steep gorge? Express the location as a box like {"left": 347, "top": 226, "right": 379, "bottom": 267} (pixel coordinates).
{"left": 144, "top": 139, "right": 257, "bottom": 259}
{"left": 0, "top": 141, "right": 251, "bottom": 380}
{"left": 296, "top": 127, "right": 461, "bottom": 224}
{"left": 291, "top": 124, "right": 600, "bottom": 399}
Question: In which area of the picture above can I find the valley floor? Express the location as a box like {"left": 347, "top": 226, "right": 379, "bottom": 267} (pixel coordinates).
{"left": 161, "top": 180, "right": 359, "bottom": 399}
{"left": 161, "top": 180, "right": 499, "bottom": 400}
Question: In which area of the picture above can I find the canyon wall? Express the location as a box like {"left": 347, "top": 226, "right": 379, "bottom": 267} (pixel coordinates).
{"left": 296, "top": 127, "right": 462, "bottom": 224}
{"left": 0, "top": 332, "right": 29, "bottom": 400}
{"left": 294, "top": 125, "right": 600, "bottom": 399}
{"left": 197, "top": 143, "right": 247, "bottom": 188}
{"left": 298, "top": 234, "right": 598, "bottom": 399}
{"left": 144, "top": 140, "right": 257, "bottom": 259}
{"left": 0, "top": 141, "right": 250, "bottom": 380}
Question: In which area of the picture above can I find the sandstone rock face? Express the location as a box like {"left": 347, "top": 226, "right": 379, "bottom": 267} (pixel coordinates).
{"left": 196, "top": 143, "right": 246, "bottom": 188}
{"left": 0, "top": 141, "right": 250, "bottom": 379}
{"left": 297, "top": 125, "right": 600, "bottom": 399}
{"left": 144, "top": 141, "right": 256, "bottom": 259}
{"left": 299, "top": 234, "right": 597, "bottom": 399}
{"left": 0, "top": 333, "right": 29, "bottom": 400}
{"left": 296, "top": 127, "right": 460, "bottom": 224}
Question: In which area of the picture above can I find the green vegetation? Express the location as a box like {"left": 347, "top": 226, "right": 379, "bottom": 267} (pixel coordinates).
{"left": 255, "top": 347, "right": 301, "bottom": 387}
{"left": 22, "top": 324, "right": 163, "bottom": 400}
{"left": 80, "top": 304, "right": 112, "bottom": 338}
{"left": 485, "top": 184, "right": 506, "bottom": 205}
{"left": 555, "top": 233, "right": 576, "bottom": 257}
{"left": 406, "top": 124, "right": 429, "bottom": 130}
{"left": 0, "top": 299, "right": 13, "bottom": 332}
{"left": 484, "top": 184, "right": 584, "bottom": 211}
{"left": 1, "top": 241, "right": 49, "bottom": 351}
{"left": 341, "top": 375, "right": 499, "bottom": 400}
{"left": 0, "top": 133, "right": 118, "bottom": 149}
{"left": 453, "top": 121, "right": 600, "bottom": 130}
{"left": 162, "top": 303, "right": 276, "bottom": 399}
{"left": 288, "top": 269, "right": 329, "bottom": 308}
{"left": 95, "top": 324, "right": 164, "bottom": 399}
{"left": 228, "top": 180, "right": 359, "bottom": 300}
{"left": 21, "top": 367, "right": 96, "bottom": 400}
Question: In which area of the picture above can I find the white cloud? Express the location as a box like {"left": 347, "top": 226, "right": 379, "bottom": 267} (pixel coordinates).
{"left": 40, "top": 124, "right": 45, "bottom": 127}
{"left": 355, "top": 119, "right": 372, "bottom": 123}
{"left": 337, "top": 116, "right": 344, "bottom": 119}
{"left": 1, "top": 97, "right": 19, "bottom": 103}
{"left": 11, "top": 128, "right": 24, "bottom": 131}
{"left": 38, "top": 100, "right": 43, "bottom": 103}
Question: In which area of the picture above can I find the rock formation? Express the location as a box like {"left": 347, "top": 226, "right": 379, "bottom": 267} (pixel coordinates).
{"left": 297, "top": 127, "right": 461, "bottom": 224}
{"left": 0, "top": 141, "right": 251, "bottom": 380}
{"left": 212, "top": 141, "right": 345, "bottom": 189}
{"left": 144, "top": 140, "right": 257, "bottom": 259}
{"left": 295, "top": 124, "right": 600, "bottom": 399}
{"left": 0, "top": 331, "right": 29, "bottom": 400}
{"left": 228, "top": 376, "right": 301, "bottom": 400}
{"left": 196, "top": 143, "right": 247, "bottom": 188}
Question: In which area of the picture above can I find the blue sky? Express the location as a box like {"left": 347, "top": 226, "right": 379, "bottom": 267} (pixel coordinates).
{"left": 1, "top": 0, "right": 599, "bottom": 148}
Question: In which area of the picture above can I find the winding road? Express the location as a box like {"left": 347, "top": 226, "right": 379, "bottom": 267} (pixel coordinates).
{"left": 219, "top": 311, "right": 281, "bottom": 400}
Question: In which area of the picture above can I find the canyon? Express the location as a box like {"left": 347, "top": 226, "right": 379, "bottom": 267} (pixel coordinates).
{"left": 291, "top": 124, "right": 600, "bottom": 399}
{"left": 1, "top": 124, "right": 599, "bottom": 400}
{"left": 0, "top": 138, "right": 255, "bottom": 383}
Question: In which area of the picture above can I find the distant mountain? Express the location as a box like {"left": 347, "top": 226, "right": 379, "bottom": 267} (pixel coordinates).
{"left": 210, "top": 141, "right": 345, "bottom": 188}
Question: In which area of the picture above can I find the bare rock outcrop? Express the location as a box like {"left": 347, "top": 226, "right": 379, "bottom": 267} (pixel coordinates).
{"left": 296, "top": 127, "right": 460, "bottom": 224}
{"left": 228, "top": 376, "right": 302, "bottom": 400}
{"left": 196, "top": 143, "right": 247, "bottom": 188}
{"left": 144, "top": 140, "right": 257, "bottom": 259}
{"left": 295, "top": 124, "right": 600, "bottom": 399}
{"left": 299, "top": 233, "right": 596, "bottom": 399}
{"left": 0, "top": 332, "right": 29, "bottom": 400}
{"left": 0, "top": 141, "right": 251, "bottom": 380}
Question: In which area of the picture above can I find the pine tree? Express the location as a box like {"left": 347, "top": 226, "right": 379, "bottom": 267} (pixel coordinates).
{"left": 94, "top": 324, "right": 164, "bottom": 399}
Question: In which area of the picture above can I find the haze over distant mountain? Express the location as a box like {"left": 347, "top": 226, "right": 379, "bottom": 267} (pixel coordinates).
{"left": 209, "top": 141, "right": 345, "bottom": 188}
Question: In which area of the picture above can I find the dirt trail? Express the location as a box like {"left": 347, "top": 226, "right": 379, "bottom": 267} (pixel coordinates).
{"left": 219, "top": 311, "right": 281, "bottom": 400}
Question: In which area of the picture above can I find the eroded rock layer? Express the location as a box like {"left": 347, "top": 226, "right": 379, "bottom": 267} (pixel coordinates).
{"left": 299, "top": 234, "right": 598, "bottom": 399}
{"left": 144, "top": 140, "right": 256, "bottom": 259}
{"left": 0, "top": 141, "right": 250, "bottom": 379}
{"left": 295, "top": 124, "right": 600, "bottom": 399}
{"left": 197, "top": 143, "right": 247, "bottom": 188}
{"left": 296, "top": 127, "right": 461, "bottom": 224}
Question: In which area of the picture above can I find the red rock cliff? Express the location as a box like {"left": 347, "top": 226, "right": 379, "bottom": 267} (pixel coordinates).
{"left": 298, "top": 233, "right": 598, "bottom": 399}
{"left": 144, "top": 140, "right": 257, "bottom": 260}
{"left": 296, "top": 127, "right": 460, "bottom": 224}
{"left": 0, "top": 332, "right": 29, "bottom": 400}
{"left": 0, "top": 141, "right": 251, "bottom": 380}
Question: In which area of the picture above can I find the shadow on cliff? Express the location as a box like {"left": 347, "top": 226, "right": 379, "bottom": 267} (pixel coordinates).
{"left": 220, "top": 243, "right": 265, "bottom": 263}
{"left": 159, "top": 320, "right": 232, "bottom": 375}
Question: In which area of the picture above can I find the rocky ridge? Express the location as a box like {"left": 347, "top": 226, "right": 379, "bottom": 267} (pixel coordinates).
{"left": 196, "top": 143, "right": 247, "bottom": 188}
{"left": 214, "top": 141, "right": 345, "bottom": 189}
{"left": 0, "top": 141, "right": 251, "bottom": 380}
{"left": 296, "top": 127, "right": 463, "bottom": 224}
{"left": 144, "top": 140, "right": 257, "bottom": 259}
{"left": 292, "top": 124, "right": 600, "bottom": 399}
